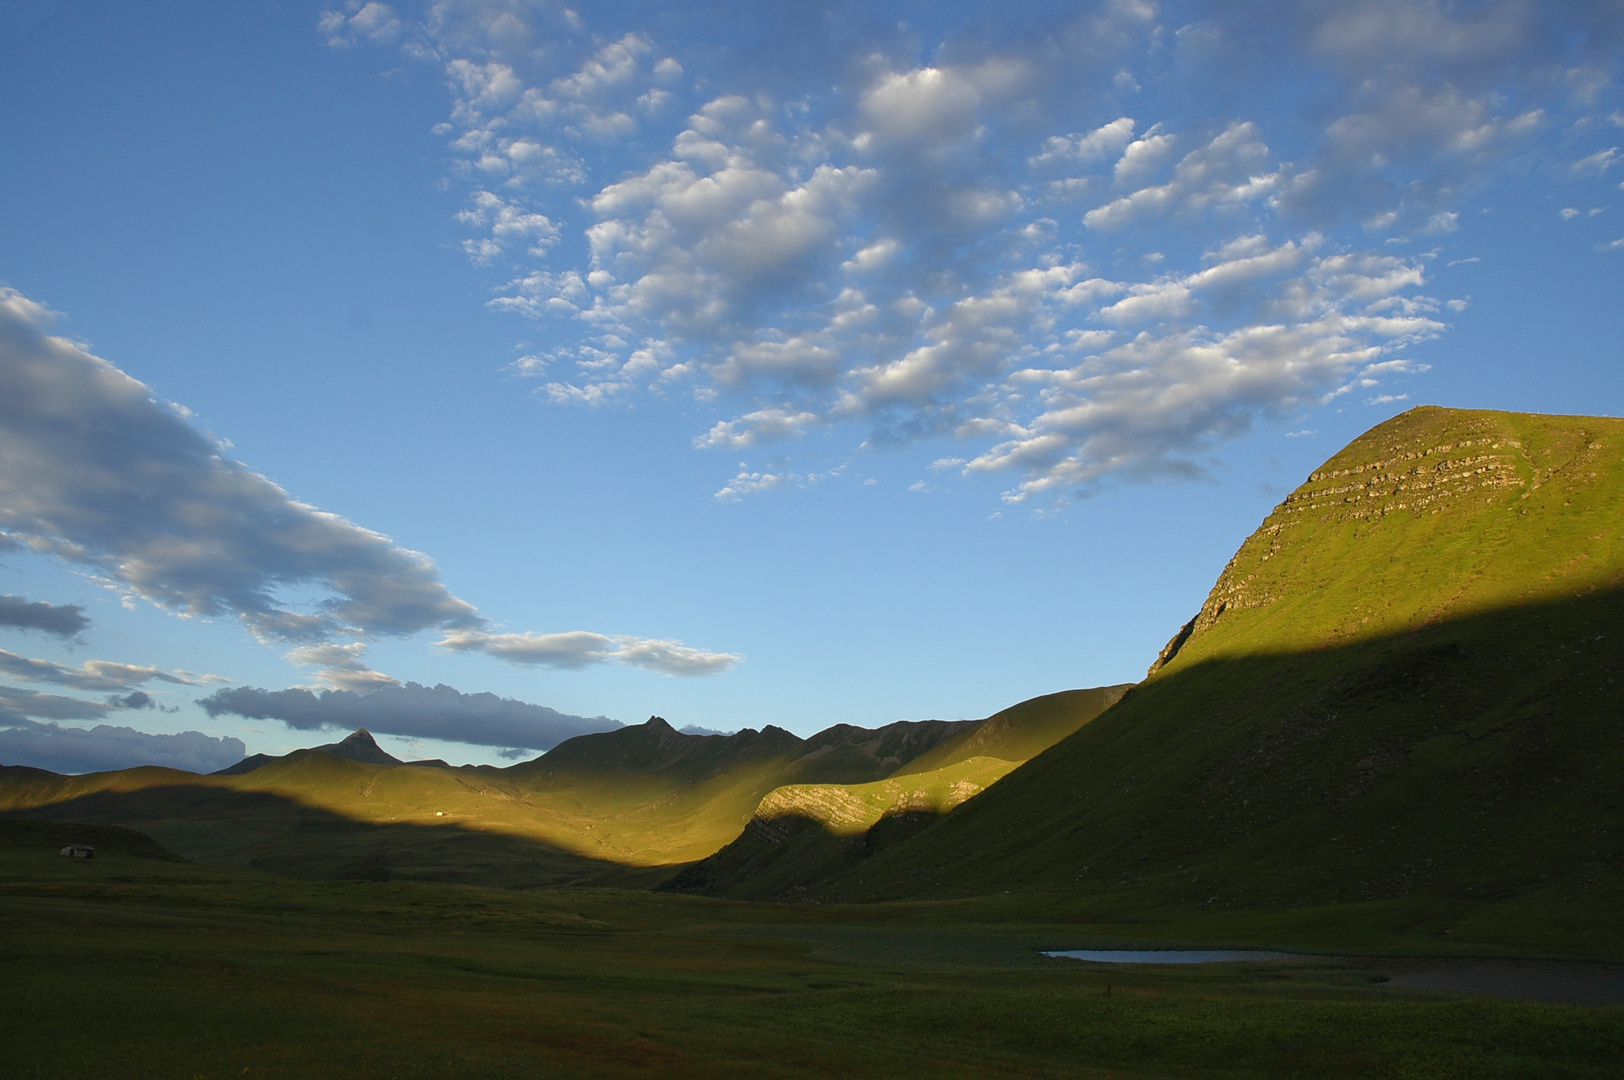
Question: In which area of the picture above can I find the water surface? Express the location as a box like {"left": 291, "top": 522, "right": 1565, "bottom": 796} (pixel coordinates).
{"left": 1044, "top": 949, "right": 1303, "bottom": 964}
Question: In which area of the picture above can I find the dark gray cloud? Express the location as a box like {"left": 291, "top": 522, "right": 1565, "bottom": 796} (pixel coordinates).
{"left": 0, "top": 594, "right": 89, "bottom": 637}
{"left": 0, "top": 683, "right": 116, "bottom": 723}
{"left": 0, "top": 717, "right": 245, "bottom": 775}
{"left": 199, "top": 681, "right": 621, "bottom": 752}
{"left": 0, "top": 289, "right": 481, "bottom": 643}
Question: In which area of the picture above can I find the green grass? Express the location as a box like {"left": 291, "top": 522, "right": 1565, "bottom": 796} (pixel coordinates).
{"left": 3, "top": 836, "right": 1621, "bottom": 1079}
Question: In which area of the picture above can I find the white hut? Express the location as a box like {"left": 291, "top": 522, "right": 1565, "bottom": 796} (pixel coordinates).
{"left": 59, "top": 844, "right": 95, "bottom": 859}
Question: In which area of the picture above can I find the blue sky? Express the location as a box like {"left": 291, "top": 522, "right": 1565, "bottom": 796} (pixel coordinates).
{"left": 1, "top": 0, "right": 1621, "bottom": 771}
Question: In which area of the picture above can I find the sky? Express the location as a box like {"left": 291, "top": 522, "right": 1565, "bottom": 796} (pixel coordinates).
{"left": 1, "top": 0, "right": 1621, "bottom": 772}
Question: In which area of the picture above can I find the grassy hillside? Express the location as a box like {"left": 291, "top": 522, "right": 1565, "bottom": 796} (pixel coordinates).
{"left": 756, "top": 407, "right": 1624, "bottom": 953}
{"left": 0, "top": 716, "right": 976, "bottom": 880}
{"left": 666, "top": 687, "right": 1130, "bottom": 900}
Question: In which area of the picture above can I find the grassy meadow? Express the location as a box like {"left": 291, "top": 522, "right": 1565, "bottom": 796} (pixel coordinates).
{"left": 4, "top": 830, "right": 1623, "bottom": 1080}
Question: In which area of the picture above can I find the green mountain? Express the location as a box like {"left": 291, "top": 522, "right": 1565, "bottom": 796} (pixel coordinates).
{"left": 699, "top": 407, "right": 1624, "bottom": 935}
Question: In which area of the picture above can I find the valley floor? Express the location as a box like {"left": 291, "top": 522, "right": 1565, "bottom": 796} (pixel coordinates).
{"left": 3, "top": 840, "right": 1622, "bottom": 1079}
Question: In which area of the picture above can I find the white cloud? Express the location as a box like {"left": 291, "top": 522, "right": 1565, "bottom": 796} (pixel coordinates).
{"left": 285, "top": 641, "right": 400, "bottom": 692}
{"left": 0, "top": 648, "right": 213, "bottom": 693}
{"left": 855, "top": 59, "right": 1027, "bottom": 154}
{"left": 455, "top": 190, "right": 558, "bottom": 262}
{"left": 695, "top": 406, "right": 821, "bottom": 449}
{"left": 438, "top": 629, "right": 618, "bottom": 669}
{"left": 612, "top": 637, "right": 741, "bottom": 676}
{"left": 1030, "top": 117, "right": 1137, "bottom": 169}
{"left": 843, "top": 238, "right": 901, "bottom": 273}
{"left": 319, "top": 2, "right": 403, "bottom": 49}
{"left": 438, "top": 629, "right": 741, "bottom": 675}
{"left": 1113, "top": 128, "right": 1177, "bottom": 187}
{"left": 955, "top": 245, "right": 1441, "bottom": 500}
{"left": 1086, "top": 122, "right": 1277, "bottom": 229}
{"left": 1571, "top": 147, "right": 1620, "bottom": 176}
{"left": 712, "top": 469, "right": 790, "bottom": 502}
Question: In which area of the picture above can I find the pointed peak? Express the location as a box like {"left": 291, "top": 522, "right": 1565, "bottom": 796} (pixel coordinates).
{"left": 645, "top": 715, "right": 675, "bottom": 731}
{"left": 310, "top": 728, "right": 401, "bottom": 766}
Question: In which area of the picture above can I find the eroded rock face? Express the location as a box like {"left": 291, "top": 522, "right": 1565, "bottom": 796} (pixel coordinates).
{"left": 751, "top": 769, "right": 998, "bottom": 839}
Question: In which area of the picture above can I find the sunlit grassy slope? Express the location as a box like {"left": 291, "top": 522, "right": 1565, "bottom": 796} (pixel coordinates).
{"left": 757, "top": 408, "right": 1624, "bottom": 931}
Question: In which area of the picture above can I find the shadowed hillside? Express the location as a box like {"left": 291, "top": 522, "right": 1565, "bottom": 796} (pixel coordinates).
{"left": 704, "top": 408, "right": 1624, "bottom": 921}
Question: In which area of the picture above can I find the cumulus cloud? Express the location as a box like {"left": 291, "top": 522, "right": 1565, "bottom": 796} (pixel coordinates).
{"left": 713, "top": 469, "right": 790, "bottom": 502}
{"left": 1086, "top": 122, "right": 1278, "bottom": 229}
{"left": 1030, "top": 117, "right": 1137, "bottom": 169}
{"left": 439, "top": 629, "right": 741, "bottom": 675}
{"left": 319, "top": 2, "right": 403, "bottom": 49}
{"left": 328, "top": 0, "right": 1620, "bottom": 503}
{"left": 0, "top": 717, "right": 246, "bottom": 774}
{"left": 0, "top": 594, "right": 89, "bottom": 637}
{"left": 455, "top": 190, "right": 558, "bottom": 263}
{"left": 199, "top": 681, "right": 620, "bottom": 752}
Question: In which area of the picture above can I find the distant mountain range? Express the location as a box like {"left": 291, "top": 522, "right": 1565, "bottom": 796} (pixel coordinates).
{"left": 0, "top": 694, "right": 1121, "bottom": 884}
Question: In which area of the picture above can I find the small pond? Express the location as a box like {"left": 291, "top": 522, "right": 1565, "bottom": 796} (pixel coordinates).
{"left": 1044, "top": 949, "right": 1304, "bottom": 964}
